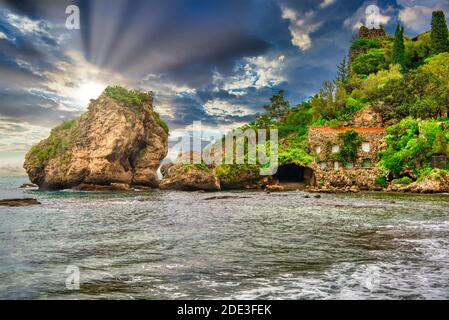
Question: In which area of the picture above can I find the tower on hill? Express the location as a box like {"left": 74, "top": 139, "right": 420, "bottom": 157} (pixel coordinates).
{"left": 358, "top": 25, "right": 386, "bottom": 39}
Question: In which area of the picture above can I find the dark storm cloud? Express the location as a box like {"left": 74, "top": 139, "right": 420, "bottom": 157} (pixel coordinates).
{"left": 71, "top": 0, "right": 272, "bottom": 88}
{"left": 0, "top": 0, "right": 408, "bottom": 133}
{"left": 0, "top": 7, "right": 71, "bottom": 86}
{"left": 0, "top": 89, "right": 81, "bottom": 127}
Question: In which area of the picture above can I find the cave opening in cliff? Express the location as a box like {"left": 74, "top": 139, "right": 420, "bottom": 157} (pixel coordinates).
{"left": 274, "top": 164, "right": 314, "bottom": 185}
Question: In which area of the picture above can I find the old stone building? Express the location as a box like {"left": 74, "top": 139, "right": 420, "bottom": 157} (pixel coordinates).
{"left": 307, "top": 127, "right": 387, "bottom": 191}
{"left": 308, "top": 127, "right": 386, "bottom": 170}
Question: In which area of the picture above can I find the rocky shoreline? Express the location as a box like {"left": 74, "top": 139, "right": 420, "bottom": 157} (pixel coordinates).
{"left": 21, "top": 88, "right": 449, "bottom": 195}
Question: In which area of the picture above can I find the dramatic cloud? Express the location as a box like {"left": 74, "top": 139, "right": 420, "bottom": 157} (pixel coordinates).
{"left": 212, "top": 55, "right": 286, "bottom": 96}
{"left": 281, "top": 5, "right": 323, "bottom": 51}
{"left": 398, "top": 1, "right": 449, "bottom": 34}
{"left": 0, "top": 0, "right": 441, "bottom": 171}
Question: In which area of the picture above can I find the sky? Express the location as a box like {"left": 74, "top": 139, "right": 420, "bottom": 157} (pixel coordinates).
{"left": 1, "top": 0, "right": 449, "bottom": 174}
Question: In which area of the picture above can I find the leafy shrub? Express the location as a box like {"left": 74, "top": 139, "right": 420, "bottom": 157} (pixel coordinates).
{"left": 104, "top": 86, "right": 153, "bottom": 109}
{"left": 352, "top": 48, "right": 388, "bottom": 76}
{"left": 379, "top": 118, "right": 448, "bottom": 175}
{"left": 405, "top": 34, "right": 432, "bottom": 69}
{"left": 360, "top": 64, "right": 403, "bottom": 100}
{"left": 27, "top": 119, "right": 78, "bottom": 168}
{"left": 375, "top": 175, "right": 389, "bottom": 187}
{"left": 215, "top": 164, "right": 260, "bottom": 184}
{"left": 334, "top": 130, "right": 362, "bottom": 165}
{"left": 278, "top": 135, "right": 313, "bottom": 166}
{"left": 351, "top": 39, "right": 381, "bottom": 51}
{"left": 392, "top": 176, "right": 413, "bottom": 185}
{"left": 276, "top": 102, "right": 313, "bottom": 138}
{"left": 327, "top": 119, "right": 342, "bottom": 128}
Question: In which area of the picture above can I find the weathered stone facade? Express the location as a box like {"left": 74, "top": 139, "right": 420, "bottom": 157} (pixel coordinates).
{"left": 309, "top": 127, "right": 386, "bottom": 169}
{"left": 307, "top": 127, "right": 386, "bottom": 190}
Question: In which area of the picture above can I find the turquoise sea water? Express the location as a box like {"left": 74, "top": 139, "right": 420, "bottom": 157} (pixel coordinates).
{"left": 0, "top": 176, "right": 449, "bottom": 300}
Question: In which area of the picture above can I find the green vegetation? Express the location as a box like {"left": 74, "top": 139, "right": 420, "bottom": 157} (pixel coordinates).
{"left": 392, "top": 24, "right": 405, "bottom": 69}
{"left": 431, "top": 11, "right": 449, "bottom": 55}
{"left": 215, "top": 163, "right": 260, "bottom": 185}
{"left": 371, "top": 53, "right": 449, "bottom": 121}
{"left": 351, "top": 39, "right": 381, "bottom": 51}
{"left": 334, "top": 130, "right": 362, "bottom": 165}
{"left": 26, "top": 119, "right": 78, "bottom": 168}
{"left": 104, "top": 86, "right": 153, "bottom": 109}
{"left": 392, "top": 176, "right": 414, "bottom": 185}
{"left": 104, "top": 86, "right": 169, "bottom": 134}
{"left": 242, "top": 10, "right": 449, "bottom": 187}
{"left": 336, "top": 56, "right": 350, "bottom": 86}
{"left": 378, "top": 118, "right": 449, "bottom": 176}
{"left": 153, "top": 110, "right": 170, "bottom": 135}
{"left": 181, "top": 163, "right": 212, "bottom": 172}
{"left": 352, "top": 48, "right": 388, "bottom": 76}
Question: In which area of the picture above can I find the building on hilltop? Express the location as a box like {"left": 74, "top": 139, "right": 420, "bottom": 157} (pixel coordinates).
{"left": 358, "top": 25, "right": 386, "bottom": 40}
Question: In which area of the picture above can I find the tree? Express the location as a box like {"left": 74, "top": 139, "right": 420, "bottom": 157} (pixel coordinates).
{"left": 392, "top": 24, "right": 406, "bottom": 69}
{"left": 336, "top": 55, "right": 349, "bottom": 86}
{"left": 430, "top": 11, "right": 449, "bottom": 55}
{"left": 352, "top": 48, "right": 387, "bottom": 76}
{"left": 311, "top": 81, "right": 347, "bottom": 120}
{"left": 432, "top": 130, "right": 448, "bottom": 155}
{"left": 262, "top": 90, "right": 291, "bottom": 122}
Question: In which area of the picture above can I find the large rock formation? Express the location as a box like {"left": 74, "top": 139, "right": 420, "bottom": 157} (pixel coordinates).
{"left": 24, "top": 86, "right": 169, "bottom": 190}
{"left": 160, "top": 163, "right": 221, "bottom": 191}
{"left": 159, "top": 152, "right": 220, "bottom": 191}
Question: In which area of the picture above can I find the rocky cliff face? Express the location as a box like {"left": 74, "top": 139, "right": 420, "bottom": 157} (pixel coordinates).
{"left": 24, "top": 87, "right": 168, "bottom": 190}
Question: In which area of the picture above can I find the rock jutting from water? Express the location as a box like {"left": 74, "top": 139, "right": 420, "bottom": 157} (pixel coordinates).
{"left": 159, "top": 152, "right": 221, "bottom": 191}
{"left": 23, "top": 86, "right": 169, "bottom": 191}
{"left": 0, "top": 198, "right": 41, "bottom": 207}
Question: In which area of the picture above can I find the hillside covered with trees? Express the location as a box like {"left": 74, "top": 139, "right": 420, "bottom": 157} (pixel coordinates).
{"left": 245, "top": 10, "right": 449, "bottom": 188}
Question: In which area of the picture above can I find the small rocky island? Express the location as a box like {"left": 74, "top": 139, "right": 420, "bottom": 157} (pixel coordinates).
{"left": 24, "top": 87, "right": 169, "bottom": 191}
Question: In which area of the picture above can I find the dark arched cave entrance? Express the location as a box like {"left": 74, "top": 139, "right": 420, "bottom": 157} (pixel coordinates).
{"left": 274, "top": 164, "right": 314, "bottom": 189}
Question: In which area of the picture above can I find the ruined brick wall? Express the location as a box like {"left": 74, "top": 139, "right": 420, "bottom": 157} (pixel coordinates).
{"left": 358, "top": 26, "right": 386, "bottom": 39}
